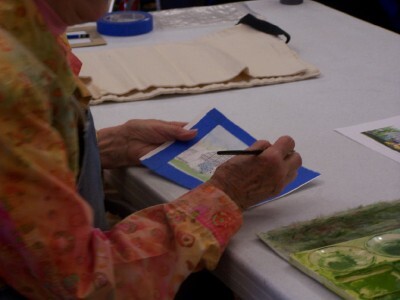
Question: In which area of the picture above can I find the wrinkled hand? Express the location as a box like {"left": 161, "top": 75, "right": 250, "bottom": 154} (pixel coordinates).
{"left": 97, "top": 119, "right": 197, "bottom": 169}
{"left": 207, "top": 136, "right": 302, "bottom": 210}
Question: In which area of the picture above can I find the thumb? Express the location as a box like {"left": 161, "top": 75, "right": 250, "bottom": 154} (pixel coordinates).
{"left": 155, "top": 121, "right": 198, "bottom": 142}
{"left": 173, "top": 127, "right": 198, "bottom": 141}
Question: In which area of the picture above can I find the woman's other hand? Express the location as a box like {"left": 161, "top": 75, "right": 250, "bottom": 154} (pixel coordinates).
{"left": 97, "top": 119, "right": 197, "bottom": 169}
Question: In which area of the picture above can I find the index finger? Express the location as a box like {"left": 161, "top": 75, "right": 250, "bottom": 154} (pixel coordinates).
{"left": 272, "top": 135, "right": 296, "bottom": 158}
{"left": 247, "top": 140, "right": 272, "bottom": 152}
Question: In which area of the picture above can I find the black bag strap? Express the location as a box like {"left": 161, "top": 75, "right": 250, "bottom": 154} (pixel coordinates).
{"left": 237, "top": 14, "right": 291, "bottom": 43}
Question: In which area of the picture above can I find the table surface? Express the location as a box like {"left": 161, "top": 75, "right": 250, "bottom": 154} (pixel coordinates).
{"left": 74, "top": 1, "right": 400, "bottom": 299}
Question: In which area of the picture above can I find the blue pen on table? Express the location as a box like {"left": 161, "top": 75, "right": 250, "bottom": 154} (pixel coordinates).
{"left": 67, "top": 32, "right": 90, "bottom": 40}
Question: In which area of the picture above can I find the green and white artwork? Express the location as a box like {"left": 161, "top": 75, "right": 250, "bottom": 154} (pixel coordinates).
{"left": 362, "top": 126, "right": 400, "bottom": 153}
{"left": 169, "top": 125, "right": 247, "bottom": 182}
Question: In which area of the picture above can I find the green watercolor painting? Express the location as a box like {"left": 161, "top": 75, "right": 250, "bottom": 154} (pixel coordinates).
{"left": 258, "top": 199, "right": 400, "bottom": 260}
{"left": 290, "top": 229, "right": 400, "bottom": 300}
{"left": 258, "top": 199, "right": 400, "bottom": 300}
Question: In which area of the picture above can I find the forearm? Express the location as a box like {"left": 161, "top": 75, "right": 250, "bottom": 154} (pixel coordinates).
{"left": 97, "top": 125, "right": 127, "bottom": 169}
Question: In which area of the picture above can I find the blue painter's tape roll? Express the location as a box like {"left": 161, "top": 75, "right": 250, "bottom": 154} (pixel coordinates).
{"left": 97, "top": 11, "right": 153, "bottom": 36}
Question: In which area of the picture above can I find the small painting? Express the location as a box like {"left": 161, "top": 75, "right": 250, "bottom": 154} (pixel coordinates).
{"left": 362, "top": 126, "right": 400, "bottom": 153}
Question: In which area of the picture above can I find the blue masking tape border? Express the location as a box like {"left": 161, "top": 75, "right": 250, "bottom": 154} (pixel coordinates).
{"left": 97, "top": 11, "right": 153, "bottom": 37}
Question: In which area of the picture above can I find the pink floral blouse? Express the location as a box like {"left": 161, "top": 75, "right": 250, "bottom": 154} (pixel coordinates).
{"left": 0, "top": 0, "right": 243, "bottom": 299}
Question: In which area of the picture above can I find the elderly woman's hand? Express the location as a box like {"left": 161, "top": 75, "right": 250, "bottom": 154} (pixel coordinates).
{"left": 97, "top": 119, "right": 197, "bottom": 169}
{"left": 207, "top": 136, "right": 302, "bottom": 210}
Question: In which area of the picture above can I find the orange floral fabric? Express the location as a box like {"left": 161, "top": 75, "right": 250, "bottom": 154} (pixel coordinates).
{"left": 0, "top": 0, "right": 242, "bottom": 299}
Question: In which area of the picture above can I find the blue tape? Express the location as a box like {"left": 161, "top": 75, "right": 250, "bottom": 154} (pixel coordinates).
{"left": 97, "top": 11, "right": 153, "bottom": 37}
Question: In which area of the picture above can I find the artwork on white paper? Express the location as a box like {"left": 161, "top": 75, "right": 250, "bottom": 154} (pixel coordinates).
{"left": 335, "top": 115, "right": 400, "bottom": 163}
{"left": 169, "top": 125, "right": 247, "bottom": 181}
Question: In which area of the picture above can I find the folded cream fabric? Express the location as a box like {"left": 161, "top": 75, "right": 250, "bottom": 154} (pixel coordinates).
{"left": 77, "top": 24, "right": 320, "bottom": 105}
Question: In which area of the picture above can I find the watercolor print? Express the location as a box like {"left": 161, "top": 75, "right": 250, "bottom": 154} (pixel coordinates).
{"left": 362, "top": 126, "right": 400, "bottom": 153}
{"left": 168, "top": 125, "right": 248, "bottom": 182}
{"left": 308, "top": 246, "right": 375, "bottom": 273}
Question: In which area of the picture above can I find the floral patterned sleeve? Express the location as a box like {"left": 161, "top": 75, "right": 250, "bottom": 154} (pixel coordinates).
{"left": 107, "top": 184, "right": 242, "bottom": 298}
{"left": 0, "top": 1, "right": 243, "bottom": 299}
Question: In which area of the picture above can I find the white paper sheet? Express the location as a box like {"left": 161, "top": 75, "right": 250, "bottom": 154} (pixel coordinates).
{"left": 335, "top": 115, "right": 400, "bottom": 163}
